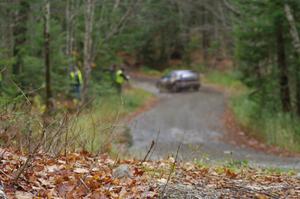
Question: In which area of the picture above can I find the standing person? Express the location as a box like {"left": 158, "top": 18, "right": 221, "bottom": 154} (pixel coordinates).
{"left": 109, "top": 64, "right": 116, "bottom": 77}
{"left": 109, "top": 64, "right": 117, "bottom": 84}
{"left": 70, "top": 66, "right": 83, "bottom": 100}
{"left": 115, "top": 67, "right": 129, "bottom": 94}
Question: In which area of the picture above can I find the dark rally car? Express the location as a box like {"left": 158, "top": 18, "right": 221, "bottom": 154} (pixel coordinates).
{"left": 156, "top": 70, "right": 201, "bottom": 92}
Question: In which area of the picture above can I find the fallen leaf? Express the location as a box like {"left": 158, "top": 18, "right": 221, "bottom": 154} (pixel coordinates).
{"left": 15, "top": 191, "right": 33, "bottom": 199}
{"left": 74, "top": 168, "right": 89, "bottom": 174}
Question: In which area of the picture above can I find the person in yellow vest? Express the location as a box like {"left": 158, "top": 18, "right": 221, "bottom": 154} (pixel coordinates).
{"left": 115, "top": 67, "right": 129, "bottom": 94}
{"left": 70, "top": 66, "right": 83, "bottom": 99}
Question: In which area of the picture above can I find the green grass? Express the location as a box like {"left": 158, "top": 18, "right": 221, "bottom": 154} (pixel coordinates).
{"left": 204, "top": 70, "right": 300, "bottom": 152}
{"left": 231, "top": 95, "right": 300, "bottom": 152}
{"left": 203, "top": 70, "right": 247, "bottom": 94}
{"left": 140, "top": 66, "right": 163, "bottom": 77}
{"left": 73, "top": 88, "right": 154, "bottom": 154}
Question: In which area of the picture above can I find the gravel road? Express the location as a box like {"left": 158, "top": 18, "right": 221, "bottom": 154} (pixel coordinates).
{"left": 129, "top": 78, "right": 300, "bottom": 169}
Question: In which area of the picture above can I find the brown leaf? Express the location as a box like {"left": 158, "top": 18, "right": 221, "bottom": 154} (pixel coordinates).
{"left": 133, "top": 167, "right": 144, "bottom": 176}
{"left": 224, "top": 168, "right": 238, "bottom": 179}
{"left": 255, "top": 194, "right": 268, "bottom": 199}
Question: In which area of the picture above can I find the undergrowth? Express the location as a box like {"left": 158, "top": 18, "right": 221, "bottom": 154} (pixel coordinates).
{"left": 205, "top": 70, "right": 300, "bottom": 152}
{"left": 0, "top": 87, "right": 153, "bottom": 155}
{"left": 72, "top": 88, "right": 153, "bottom": 154}
{"left": 203, "top": 70, "right": 246, "bottom": 94}
{"left": 231, "top": 95, "right": 300, "bottom": 152}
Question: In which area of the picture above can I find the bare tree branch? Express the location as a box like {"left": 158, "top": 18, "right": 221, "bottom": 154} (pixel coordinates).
{"left": 104, "top": 0, "right": 140, "bottom": 42}
{"left": 222, "top": 0, "right": 241, "bottom": 16}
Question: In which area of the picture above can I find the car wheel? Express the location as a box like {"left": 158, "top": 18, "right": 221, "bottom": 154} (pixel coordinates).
{"left": 193, "top": 85, "right": 200, "bottom": 91}
{"left": 171, "top": 84, "right": 179, "bottom": 93}
{"left": 159, "top": 87, "right": 164, "bottom": 93}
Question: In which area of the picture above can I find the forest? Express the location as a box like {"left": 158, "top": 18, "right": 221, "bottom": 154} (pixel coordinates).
{"left": 1, "top": 0, "right": 300, "bottom": 150}
{"left": 0, "top": 0, "right": 235, "bottom": 103}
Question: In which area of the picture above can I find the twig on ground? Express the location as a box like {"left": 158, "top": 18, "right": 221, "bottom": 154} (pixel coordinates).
{"left": 232, "top": 185, "right": 280, "bottom": 198}
{"left": 112, "top": 154, "right": 120, "bottom": 168}
{"left": 160, "top": 141, "right": 182, "bottom": 198}
{"left": 71, "top": 174, "right": 89, "bottom": 193}
{"left": 0, "top": 170, "right": 12, "bottom": 180}
{"left": 0, "top": 149, "right": 7, "bottom": 160}
{"left": 79, "top": 178, "right": 91, "bottom": 193}
{"left": 148, "top": 129, "right": 160, "bottom": 160}
{"left": 13, "top": 141, "right": 41, "bottom": 182}
{"left": 142, "top": 140, "right": 155, "bottom": 164}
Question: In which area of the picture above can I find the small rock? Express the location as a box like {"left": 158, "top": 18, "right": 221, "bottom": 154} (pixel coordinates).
{"left": 0, "top": 191, "right": 7, "bottom": 199}
{"left": 46, "top": 165, "right": 60, "bottom": 173}
{"left": 15, "top": 191, "right": 33, "bottom": 199}
{"left": 112, "top": 164, "right": 133, "bottom": 178}
{"left": 238, "top": 131, "right": 245, "bottom": 136}
{"left": 296, "top": 173, "right": 300, "bottom": 179}
{"left": 157, "top": 178, "right": 167, "bottom": 185}
{"left": 0, "top": 181, "right": 7, "bottom": 199}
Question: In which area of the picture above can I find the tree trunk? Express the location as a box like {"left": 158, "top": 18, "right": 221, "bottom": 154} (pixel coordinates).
{"left": 66, "top": 0, "right": 75, "bottom": 59}
{"left": 82, "top": 0, "right": 95, "bottom": 103}
{"left": 284, "top": 3, "right": 300, "bottom": 116}
{"left": 2, "top": 0, "right": 14, "bottom": 79}
{"left": 218, "top": 0, "right": 227, "bottom": 58}
{"left": 113, "top": 0, "right": 121, "bottom": 11}
{"left": 44, "top": 0, "right": 52, "bottom": 111}
{"left": 12, "top": 0, "right": 29, "bottom": 76}
{"left": 66, "top": 0, "right": 71, "bottom": 57}
{"left": 201, "top": 6, "right": 209, "bottom": 66}
{"left": 276, "top": 20, "right": 291, "bottom": 112}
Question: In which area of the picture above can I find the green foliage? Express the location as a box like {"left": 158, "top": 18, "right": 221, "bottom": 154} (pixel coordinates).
{"left": 204, "top": 70, "right": 246, "bottom": 93}
{"left": 0, "top": 0, "right": 234, "bottom": 102}
{"left": 231, "top": 94, "right": 300, "bottom": 152}
{"left": 230, "top": 0, "right": 300, "bottom": 151}
{"left": 74, "top": 88, "right": 153, "bottom": 153}
{"left": 224, "top": 159, "right": 249, "bottom": 169}
{"left": 205, "top": 69, "right": 300, "bottom": 152}
{"left": 140, "top": 66, "right": 162, "bottom": 77}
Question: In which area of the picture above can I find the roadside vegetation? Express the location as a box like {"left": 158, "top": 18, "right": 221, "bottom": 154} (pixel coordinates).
{"left": 0, "top": 86, "right": 153, "bottom": 155}
{"left": 74, "top": 88, "right": 153, "bottom": 154}
{"left": 204, "top": 70, "right": 300, "bottom": 152}
{"left": 203, "top": 70, "right": 247, "bottom": 95}
{"left": 231, "top": 94, "right": 300, "bottom": 152}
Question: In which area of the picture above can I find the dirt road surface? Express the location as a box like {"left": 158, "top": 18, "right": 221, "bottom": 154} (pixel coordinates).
{"left": 129, "top": 78, "right": 300, "bottom": 169}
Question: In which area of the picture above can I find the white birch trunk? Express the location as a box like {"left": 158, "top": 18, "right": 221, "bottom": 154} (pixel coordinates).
{"left": 284, "top": 4, "right": 300, "bottom": 55}
{"left": 82, "top": 0, "right": 95, "bottom": 102}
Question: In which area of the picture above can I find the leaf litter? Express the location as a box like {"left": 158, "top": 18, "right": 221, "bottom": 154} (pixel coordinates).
{"left": 0, "top": 148, "right": 299, "bottom": 198}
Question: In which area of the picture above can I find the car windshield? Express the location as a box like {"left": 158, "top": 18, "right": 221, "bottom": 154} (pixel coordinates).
{"left": 172, "top": 70, "right": 196, "bottom": 77}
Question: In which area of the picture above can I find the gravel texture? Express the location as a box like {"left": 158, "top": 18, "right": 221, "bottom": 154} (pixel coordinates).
{"left": 129, "top": 78, "right": 300, "bottom": 170}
